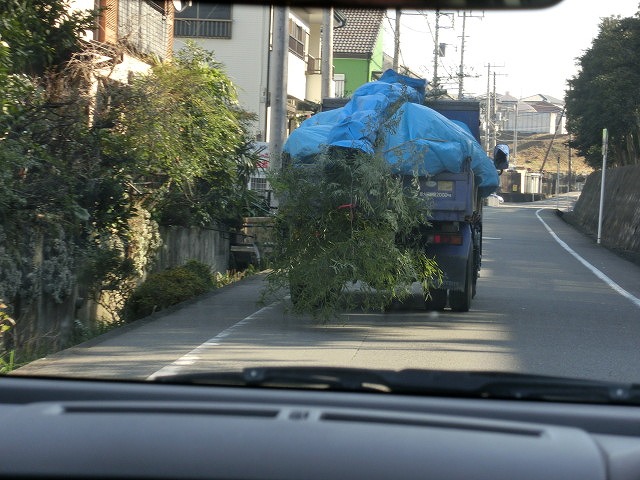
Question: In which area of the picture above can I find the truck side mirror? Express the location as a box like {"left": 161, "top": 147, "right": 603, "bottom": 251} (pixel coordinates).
{"left": 493, "top": 144, "right": 509, "bottom": 174}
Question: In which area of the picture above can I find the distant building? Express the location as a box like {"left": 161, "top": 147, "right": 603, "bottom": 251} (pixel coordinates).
{"left": 497, "top": 92, "right": 566, "bottom": 135}
{"left": 333, "top": 9, "right": 385, "bottom": 97}
{"left": 173, "top": 5, "right": 348, "bottom": 142}
{"left": 172, "top": 4, "right": 352, "bottom": 201}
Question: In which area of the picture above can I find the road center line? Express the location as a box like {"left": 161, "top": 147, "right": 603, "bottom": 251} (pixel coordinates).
{"left": 535, "top": 208, "right": 640, "bottom": 309}
{"left": 146, "top": 301, "right": 280, "bottom": 380}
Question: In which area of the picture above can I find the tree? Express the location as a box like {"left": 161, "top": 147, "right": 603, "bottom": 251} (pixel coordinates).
{"left": 102, "top": 44, "right": 261, "bottom": 227}
{"left": 0, "top": 0, "right": 96, "bottom": 76}
{"left": 0, "top": 0, "right": 110, "bottom": 354}
{"left": 566, "top": 12, "right": 640, "bottom": 168}
{"left": 0, "top": 5, "right": 260, "bottom": 356}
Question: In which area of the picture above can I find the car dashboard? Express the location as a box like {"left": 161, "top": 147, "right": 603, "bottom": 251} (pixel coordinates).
{"left": 2, "top": 375, "right": 640, "bottom": 479}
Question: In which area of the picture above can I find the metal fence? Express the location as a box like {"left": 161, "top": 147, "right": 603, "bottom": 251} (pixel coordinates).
{"left": 118, "top": 0, "right": 168, "bottom": 59}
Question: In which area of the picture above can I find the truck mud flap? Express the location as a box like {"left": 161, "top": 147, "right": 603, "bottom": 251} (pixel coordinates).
{"left": 426, "top": 224, "right": 472, "bottom": 292}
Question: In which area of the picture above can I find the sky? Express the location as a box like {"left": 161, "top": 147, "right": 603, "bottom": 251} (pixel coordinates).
{"left": 385, "top": 0, "right": 639, "bottom": 100}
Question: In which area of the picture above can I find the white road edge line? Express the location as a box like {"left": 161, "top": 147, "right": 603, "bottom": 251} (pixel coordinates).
{"left": 146, "top": 301, "right": 280, "bottom": 380}
{"left": 535, "top": 208, "right": 640, "bottom": 309}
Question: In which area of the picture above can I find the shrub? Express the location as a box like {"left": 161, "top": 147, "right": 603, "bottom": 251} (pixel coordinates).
{"left": 182, "top": 260, "right": 214, "bottom": 284}
{"left": 123, "top": 261, "right": 213, "bottom": 321}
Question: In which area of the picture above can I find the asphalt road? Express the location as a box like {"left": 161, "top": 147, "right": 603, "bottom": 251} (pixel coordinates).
{"left": 16, "top": 197, "right": 640, "bottom": 383}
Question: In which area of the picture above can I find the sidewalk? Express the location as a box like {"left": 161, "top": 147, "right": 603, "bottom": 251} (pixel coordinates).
{"left": 14, "top": 274, "right": 271, "bottom": 379}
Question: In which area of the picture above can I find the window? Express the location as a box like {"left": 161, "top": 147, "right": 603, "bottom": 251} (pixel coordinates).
{"left": 174, "top": 3, "right": 232, "bottom": 39}
{"left": 250, "top": 176, "right": 268, "bottom": 192}
{"left": 288, "top": 19, "right": 307, "bottom": 58}
{"left": 334, "top": 73, "right": 346, "bottom": 97}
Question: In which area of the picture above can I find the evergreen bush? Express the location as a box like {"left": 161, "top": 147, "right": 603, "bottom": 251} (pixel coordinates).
{"left": 124, "top": 261, "right": 213, "bottom": 321}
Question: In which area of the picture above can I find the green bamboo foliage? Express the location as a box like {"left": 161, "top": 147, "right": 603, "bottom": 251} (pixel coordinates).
{"left": 266, "top": 148, "right": 441, "bottom": 318}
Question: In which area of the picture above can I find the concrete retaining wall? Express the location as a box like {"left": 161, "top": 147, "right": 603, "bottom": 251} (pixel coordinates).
{"left": 567, "top": 166, "right": 640, "bottom": 260}
{"left": 155, "top": 225, "right": 230, "bottom": 274}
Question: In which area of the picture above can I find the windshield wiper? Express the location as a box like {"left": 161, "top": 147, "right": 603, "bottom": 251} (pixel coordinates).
{"left": 152, "top": 367, "right": 640, "bottom": 404}
{"left": 153, "top": 367, "right": 396, "bottom": 393}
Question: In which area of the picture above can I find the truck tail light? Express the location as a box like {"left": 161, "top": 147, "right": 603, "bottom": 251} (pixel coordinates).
{"left": 432, "top": 233, "right": 463, "bottom": 245}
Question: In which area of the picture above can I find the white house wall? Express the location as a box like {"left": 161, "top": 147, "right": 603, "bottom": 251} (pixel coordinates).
{"left": 174, "top": 6, "right": 329, "bottom": 140}
{"left": 519, "top": 112, "right": 552, "bottom": 134}
{"left": 287, "top": 53, "right": 307, "bottom": 101}
{"left": 100, "top": 53, "right": 151, "bottom": 82}
{"left": 68, "top": 0, "right": 98, "bottom": 41}
{"left": 305, "top": 21, "right": 324, "bottom": 103}
{"left": 287, "top": 11, "right": 309, "bottom": 102}
{"left": 306, "top": 75, "right": 322, "bottom": 103}
{"left": 173, "top": 4, "right": 271, "bottom": 141}
{"left": 504, "top": 110, "right": 567, "bottom": 135}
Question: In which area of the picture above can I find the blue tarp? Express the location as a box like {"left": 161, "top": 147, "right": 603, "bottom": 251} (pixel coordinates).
{"left": 283, "top": 70, "right": 499, "bottom": 197}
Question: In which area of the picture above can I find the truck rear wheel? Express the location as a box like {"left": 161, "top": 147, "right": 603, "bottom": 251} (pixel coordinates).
{"left": 449, "top": 250, "right": 473, "bottom": 312}
{"left": 425, "top": 289, "right": 447, "bottom": 311}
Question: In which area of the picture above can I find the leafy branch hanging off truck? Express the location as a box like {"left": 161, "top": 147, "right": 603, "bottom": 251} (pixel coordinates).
{"left": 266, "top": 70, "right": 508, "bottom": 316}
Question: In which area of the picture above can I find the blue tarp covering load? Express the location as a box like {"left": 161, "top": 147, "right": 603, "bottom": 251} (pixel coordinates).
{"left": 283, "top": 70, "right": 499, "bottom": 197}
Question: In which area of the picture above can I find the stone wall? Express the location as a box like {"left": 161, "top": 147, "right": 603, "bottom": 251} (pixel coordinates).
{"left": 566, "top": 165, "right": 640, "bottom": 261}
{"left": 154, "top": 225, "right": 231, "bottom": 274}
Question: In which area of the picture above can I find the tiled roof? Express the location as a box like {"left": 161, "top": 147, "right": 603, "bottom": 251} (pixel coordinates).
{"left": 516, "top": 103, "right": 536, "bottom": 113}
{"left": 522, "top": 94, "right": 564, "bottom": 106}
{"left": 528, "top": 102, "right": 563, "bottom": 113}
{"left": 334, "top": 9, "right": 385, "bottom": 57}
{"left": 497, "top": 93, "right": 519, "bottom": 103}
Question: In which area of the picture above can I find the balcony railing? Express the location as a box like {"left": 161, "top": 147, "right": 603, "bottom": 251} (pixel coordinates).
{"left": 288, "top": 36, "right": 305, "bottom": 58}
{"left": 174, "top": 18, "right": 232, "bottom": 38}
{"left": 306, "top": 55, "right": 321, "bottom": 74}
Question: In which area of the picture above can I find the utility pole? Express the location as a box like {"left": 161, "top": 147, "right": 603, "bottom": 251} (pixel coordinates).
{"left": 393, "top": 9, "right": 401, "bottom": 71}
{"left": 490, "top": 71, "right": 506, "bottom": 149}
{"left": 457, "top": 12, "right": 466, "bottom": 99}
{"left": 485, "top": 64, "right": 490, "bottom": 154}
{"left": 492, "top": 72, "right": 497, "bottom": 149}
{"left": 483, "top": 63, "right": 504, "bottom": 155}
{"left": 430, "top": 11, "right": 453, "bottom": 93}
{"left": 268, "top": 6, "right": 289, "bottom": 172}
{"left": 456, "top": 11, "right": 482, "bottom": 99}
{"left": 321, "top": 8, "right": 334, "bottom": 100}
{"left": 597, "top": 128, "right": 608, "bottom": 244}
{"left": 514, "top": 102, "right": 519, "bottom": 163}
{"left": 539, "top": 106, "right": 565, "bottom": 173}
{"left": 433, "top": 11, "right": 440, "bottom": 88}
{"left": 568, "top": 134, "right": 573, "bottom": 191}
{"left": 556, "top": 155, "right": 560, "bottom": 210}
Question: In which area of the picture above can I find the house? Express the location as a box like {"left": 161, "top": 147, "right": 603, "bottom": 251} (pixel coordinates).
{"left": 497, "top": 92, "right": 566, "bottom": 135}
{"left": 173, "top": 4, "right": 349, "bottom": 202}
{"left": 69, "top": 0, "right": 175, "bottom": 120}
{"left": 520, "top": 94, "right": 566, "bottom": 134}
{"left": 71, "top": 0, "right": 174, "bottom": 76}
{"left": 173, "top": 4, "right": 346, "bottom": 142}
{"left": 173, "top": 3, "right": 271, "bottom": 141}
{"left": 333, "top": 9, "right": 386, "bottom": 98}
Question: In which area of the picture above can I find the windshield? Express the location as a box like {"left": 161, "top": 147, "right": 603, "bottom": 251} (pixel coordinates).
{"left": 1, "top": 0, "right": 639, "bottom": 392}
